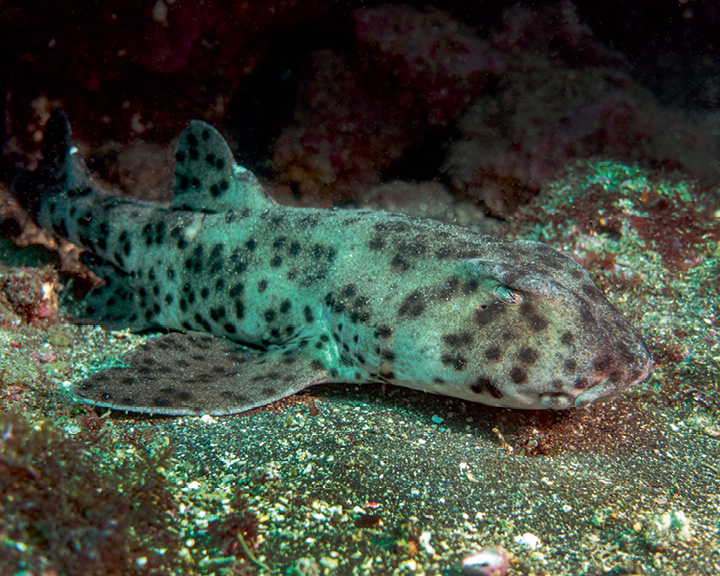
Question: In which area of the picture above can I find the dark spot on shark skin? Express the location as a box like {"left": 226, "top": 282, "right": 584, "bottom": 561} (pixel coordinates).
{"left": 398, "top": 290, "right": 425, "bottom": 318}
{"left": 593, "top": 352, "right": 615, "bottom": 373}
{"left": 235, "top": 301, "right": 244, "bottom": 319}
{"left": 210, "top": 307, "right": 226, "bottom": 321}
{"left": 391, "top": 254, "right": 410, "bottom": 272}
{"left": 354, "top": 296, "right": 369, "bottom": 309}
{"left": 79, "top": 234, "right": 93, "bottom": 250}
{"left": 52, "top": 218, "right": 68, "bottom": 238}
{"left": 272, "top": 236, "right": 287, "bottom": 250}
{"left": 435, "top": 245, "right": 454, "bottom": 259}
{"left": 517, "top": 346, "right": 540, "bottom": 365}
{"left": 578, "top": 304, "right": 596, "bottom": 330}
{"left": 340, "top": 284, "right": 357, "bottom": 298}
{"left": 615, "top": 341, "right": 636, "bottom": 364}
{"left": 187, "top": 133, "right": 199, "bottom": 147}
{"left": 268, "top": 214, "right": 285, "bottom": 228}
{"left": 258, "top": 279, "right": 268, "bottom": 293}
{"left": 471, "top": 377, "right": 503, "bottom": 398}
{"left": 325, "top": 293, "right": 343, "bottom": 314}
{"left": 510, "top": 366, "right": 528, "bottom": 384}
{"left": 581, "top": 283, "right": 605, "bottom": 301}
{"left": 574, "top": 376, "right": 590, "bottom": 389}
{"left": 289, "top": 241, "right": 301, "bottom": 256}
{"left": 209, "top": 243, "right": 224, "bottom": 273}
{"left": 441, "top": 353, "right": 467, "bottom": 371}
{"left": 564, "top": 358, "right": 577, "bottom": 373}
{"left": 270, "top": 255, "right": 283, "bottom": 268}
{"left": 474, "top": 304, "right": 507, "bottom": 327}
{"left": 377, "top": 325, "right": 393, "bottom": 338}
{"left": 442, "top": 332, "right": 474, "bottom": 348}
{"left": 264, "top": 309, "right": 276, "bottom": 322}
{"left": 368, "top": 235, "right": 385, "bottom": 251}
{"left": 311, "top": 244, "right": 325, "bottom": 261}
{"left": 519, "top": 302, "right": 549, "bottom": 332}
{"left": 484, "top": 346, "right": 502, "bottom": 361}
{"left": 560, "top": 332, "right": 575, "bottom": 346}
{"left": 246, "top": 238, "right": 257, "bottom": 251}
{"left": 303, "top": 305, "right": 315, "bottom": 323}
{"left": 77, "top": 212, "right": 91, "bottom": 228}
{"left": 175, "top": 151, "right": 185, "bottom": 163}
{"left": 280, "top": 299, "right": 292, "bottom": 314}
{"left": 195, "top": 314, "right": 211, "bottom": 332}
{"left": 608, "top": 369, "right": 624, "bottom": 383}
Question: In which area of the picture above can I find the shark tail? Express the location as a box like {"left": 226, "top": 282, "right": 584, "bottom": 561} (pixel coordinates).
{"left": 12, "top": 109, "right": 89, "bottom": 221}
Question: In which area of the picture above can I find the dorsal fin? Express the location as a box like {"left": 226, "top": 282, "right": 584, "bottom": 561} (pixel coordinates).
{"left": 170, "top": 120, "right": 274, "bottom": 214}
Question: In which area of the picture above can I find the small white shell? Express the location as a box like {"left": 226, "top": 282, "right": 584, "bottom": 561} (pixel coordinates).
{"left": 461, "top": 546, "right": 510, "bottom": 576}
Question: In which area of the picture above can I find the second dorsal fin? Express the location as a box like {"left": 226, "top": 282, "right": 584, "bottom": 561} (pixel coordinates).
{"left": 171, "top": 120, "right": 274, "bottom": 214}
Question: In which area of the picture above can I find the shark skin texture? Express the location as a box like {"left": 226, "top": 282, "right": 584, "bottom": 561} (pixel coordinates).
{"left": 12, "top": 111, "right": 652, "bottom": 416}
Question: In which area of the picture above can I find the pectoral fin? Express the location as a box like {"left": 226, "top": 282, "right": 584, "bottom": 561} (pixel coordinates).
{"left": 72, "top": 332, "right": 331, "bottom": 415}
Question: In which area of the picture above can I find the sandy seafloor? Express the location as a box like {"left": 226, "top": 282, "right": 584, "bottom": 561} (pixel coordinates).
{"left": 1, "top": 161, "right": 720, "bottom": 575}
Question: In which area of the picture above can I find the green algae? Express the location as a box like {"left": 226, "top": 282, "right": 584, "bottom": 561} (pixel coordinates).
{"left": 1, "top": 159, "right": 720, "bottom": 575}
{"left": 0, "top": 410, "right": 185, "bottom": 576}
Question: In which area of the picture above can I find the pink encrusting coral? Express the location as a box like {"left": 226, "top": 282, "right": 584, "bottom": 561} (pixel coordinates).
{"left": 442, "top": 2, "right": 720, "bottom": 215}
{"left": 353, "top": 5, "right": 505, "bottom": 126}
{"left": 272, "top": 5, "right": 504, "bottom": 202}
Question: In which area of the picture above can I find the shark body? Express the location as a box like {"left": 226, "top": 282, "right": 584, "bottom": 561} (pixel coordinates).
{"left": 13, "top": 111, "right": 652, "bottom": 415}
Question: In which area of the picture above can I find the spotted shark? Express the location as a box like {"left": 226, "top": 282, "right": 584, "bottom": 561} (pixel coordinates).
{"left": 12, "top": 110, "right": 652, "bottom": 415}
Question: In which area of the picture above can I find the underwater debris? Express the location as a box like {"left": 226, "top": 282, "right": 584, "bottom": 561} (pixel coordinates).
{"left": 461, "top": 546, "right": 510, "bottom": 576}
{"left": 0, "top": 266, "right": 60, "bottom": 325}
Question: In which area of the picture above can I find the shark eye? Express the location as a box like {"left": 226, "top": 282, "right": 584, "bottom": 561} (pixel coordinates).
{"left": 494, "top": 285, "right": 525, "bottom": 305}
